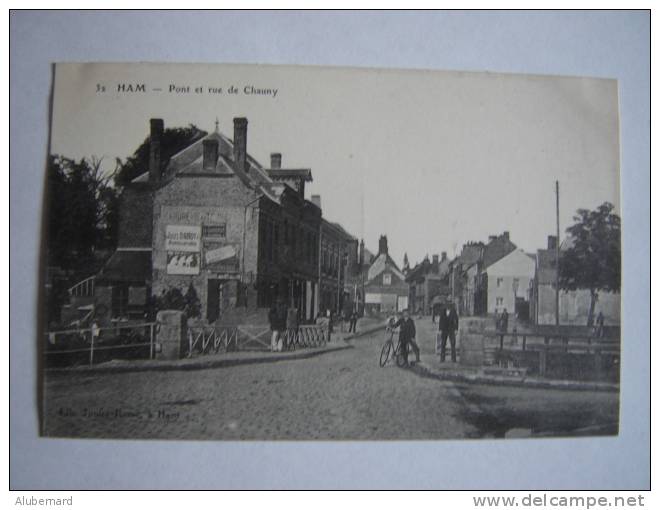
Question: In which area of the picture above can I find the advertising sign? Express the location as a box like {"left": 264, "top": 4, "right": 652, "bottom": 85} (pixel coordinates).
{"left": 165, "top": 225, "right": 201, "bottom": 252}
{"left": 205, "top": 244, "right": 237, "bottom": 265}
{"left": 167, "top": 251, "right": 200, "bottom": 275}
{"left": 204, "top": 243, "right": 240, "bottom": 272}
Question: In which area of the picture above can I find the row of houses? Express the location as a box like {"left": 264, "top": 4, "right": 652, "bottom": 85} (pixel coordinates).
{"left": 405, "top": 232, "right": 620, "bottom": 326}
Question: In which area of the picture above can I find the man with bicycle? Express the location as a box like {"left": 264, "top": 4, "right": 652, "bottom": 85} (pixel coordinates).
{"left": 391, "top": 309, "right": 420, "bottom": 366}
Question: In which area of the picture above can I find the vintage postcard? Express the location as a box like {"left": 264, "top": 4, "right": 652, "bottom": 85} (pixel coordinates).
{"left": 42, "top": 62, "right": 621, "bottom": 440}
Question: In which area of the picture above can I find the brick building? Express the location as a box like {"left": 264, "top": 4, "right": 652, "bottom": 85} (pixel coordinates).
{"left": 96, "top": 116, "right": 357, "bottom": 324}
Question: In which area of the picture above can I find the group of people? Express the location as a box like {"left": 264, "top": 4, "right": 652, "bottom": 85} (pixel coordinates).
{"left": 268, "top": 300, "right": 362, "bottom": 352}
{"left": 388, "top": 298, "right": 460, "bottom": 366}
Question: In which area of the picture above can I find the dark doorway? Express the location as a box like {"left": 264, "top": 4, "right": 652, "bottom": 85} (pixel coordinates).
{"left": 207, "top": 279, "right": 221, "bottom": 323}
{"left": 515, "top": 297, "right": 529, "bottom": 322}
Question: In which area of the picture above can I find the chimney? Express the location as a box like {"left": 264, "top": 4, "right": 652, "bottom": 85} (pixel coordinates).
{"left": 359, "top": 239, "right": 365, "bottom": 266}
{"left": 432, "top": 254, "right": 439, "bottom": 265}
{"left": 233, "top": 117, "right": 248, "bottom": 174}
{"left": 547, "top": 235, "right": 558, "bottom": 250}
{"left": 149, "top": 118, "right": 164, "bottom": 184}
{"left": 203, "top": 138, "right": 219, "bottom": 171}
{"left": 441, "top": 251, "right": 447, "bottom": 261}
{"left": 378, "top": 235, "right": 388, "bottom": 255}
{"left": 270, "top": 153, "right": 282, "bottom": 169}
{"left": 311, "top": 194, "right": 322, "bottom": 210}
{"left": 488, "top": 235, "right": 497, "bottom": 243}
{"left": 503, "top": 231, "right": 510, "bottom": 241}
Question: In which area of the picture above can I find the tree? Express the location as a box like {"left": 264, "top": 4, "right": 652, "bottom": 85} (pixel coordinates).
{"left": 559, "top": 202, "right": 621, "bottom": 326}
{"left": 46, "top": 155, "right": 118, "bottom": 272}
{"left": 114, "top": 125, "right": 206, "bottom": 187}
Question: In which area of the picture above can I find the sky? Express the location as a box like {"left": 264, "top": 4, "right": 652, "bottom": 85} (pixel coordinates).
{"left": 50, "top": 63, "right": 620, "bottom": 268}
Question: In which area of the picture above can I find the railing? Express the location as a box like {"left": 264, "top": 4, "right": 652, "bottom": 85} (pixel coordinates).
{"left": 187, "top": 326, "right": 239, "bottom": 356}
{"left": 44, "top": 322, "right": 157, "bottom": 367}
{"left": 484, "top": 330, "right": 620, "bottom": 377}
{"left": 68, "top": 276, "right": 95, "bottom": 298}
{"left": 186, "top": 324, "right": 329, "bottom": 357}
{"left": 285, "top": 325, "right": 328, "bottom": 348}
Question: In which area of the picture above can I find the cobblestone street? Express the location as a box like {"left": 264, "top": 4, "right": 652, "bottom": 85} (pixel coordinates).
{"left": 43, "top": 320, "right": 619, "bottom": 440}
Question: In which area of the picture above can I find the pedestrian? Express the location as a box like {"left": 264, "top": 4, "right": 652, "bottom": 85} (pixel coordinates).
{"left": 438, "top": 299, "right": 459, "bottom": 362}
{"left": 268, "top": 298, "right": 287, "bottom": 352}
{"left": 348, "top": 310, "right": 358, "bottom": 333}
{"left": 595, "top": 311, "right": 605, "bottom": 338}
{"left": 392, "top": 309, "right": 420, "bottom": 366}
{"left": 285, "top": 306, "right": 299, "bottom": 349}
{"left": 500, "top": 308, "right": 509, "bottom": 334}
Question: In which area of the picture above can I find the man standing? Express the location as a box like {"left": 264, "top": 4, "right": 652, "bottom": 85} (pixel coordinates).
{"left": 348, "top": 310, "right": 358, "bottom": 333}
{"left": 500, "top": 308, "right": 509, "bottom": 334}
{"left": 438, "top": 299, "right": 459, "bottom": 362}
{"left": 392, "top": 309, "right": 420, "bottom": 366}
{"left": 268, "top": 298, "right": 287, "bottom": 352}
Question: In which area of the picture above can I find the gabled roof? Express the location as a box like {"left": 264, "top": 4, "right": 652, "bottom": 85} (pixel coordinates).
{"left": 367, "top": 253, "right": 405, "bottom": 282}
{"left": 483, "top": 235, "right": 517, "bottom": 269}
{"left": 97, "top": 250, "right": 151, "bottom": 284}
{"left": 132, "top": 129, "right": 288, "bottom": 204}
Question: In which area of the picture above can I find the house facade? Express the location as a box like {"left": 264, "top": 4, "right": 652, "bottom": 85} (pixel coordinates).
{"left": 363, "top": 236, "right": 409, "bottom": 315}
{"left": 483, "top": 248, "right": 535, "bottom": 316}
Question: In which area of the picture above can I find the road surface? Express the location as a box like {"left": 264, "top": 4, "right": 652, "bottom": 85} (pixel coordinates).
{"left": 42, "top": 320, "right": 619, "bottom": 440}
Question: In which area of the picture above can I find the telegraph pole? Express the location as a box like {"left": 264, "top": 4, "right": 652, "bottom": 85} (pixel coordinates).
{"left": 555, "top": 180, "right": 560, "bottom": 326}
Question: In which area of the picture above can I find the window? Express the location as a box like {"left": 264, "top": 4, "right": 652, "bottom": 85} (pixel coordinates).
{"left": 383, "top": 273, "right": 392, "bottom": 286}
{"left": 497, "top": 277, "right": 504, "bottom": 287}
{"left": 496, "top": 297, "right": 503, "bottom": 306}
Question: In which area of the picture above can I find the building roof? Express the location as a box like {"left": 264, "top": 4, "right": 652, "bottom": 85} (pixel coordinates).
{"left": 482, "top": 235, "right": 517, "bottom": 269}
{"left": 268, "top": 168, "right": 313, "bottom": 182}
{"left": 367, "top": 253, "right": 405, "bottom": 282}
{"left": 363, "top": 247, "right": 375, "bottom": 265}
{"left": 329, "top": 221, "right": 357, "bottom": 242}
{"left": 97, "top": 250, "right": 151, "bottom": 284}
{"left": 458, "top": 243, "right": 484, "bottom": 268}
{"left": 131, "top": 130, "right": 288, "bottom": 204}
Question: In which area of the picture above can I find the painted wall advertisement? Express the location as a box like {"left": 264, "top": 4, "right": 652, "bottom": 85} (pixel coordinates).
{"left": 204, "top": 243, "right": 240, "bottom": 273}
{"left": 166, "top": 225, "right": 201, "bottom": 275}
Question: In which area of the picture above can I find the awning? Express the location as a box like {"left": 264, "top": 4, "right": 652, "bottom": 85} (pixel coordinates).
{"left": 96, "top": 249, "right": 152, "bottom": 285}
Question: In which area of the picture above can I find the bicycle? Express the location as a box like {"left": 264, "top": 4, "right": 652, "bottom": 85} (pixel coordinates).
{"left": 379, "top": 328, "right": 409, "bottom": 368}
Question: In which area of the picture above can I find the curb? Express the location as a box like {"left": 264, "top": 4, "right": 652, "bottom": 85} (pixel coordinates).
{"left": 410, "top": 361, "right": 619, "bottom": 392}
{"left": 45, "top": 343, "right": 353, "bottom": 376}
{"left": 342, "top": 324, "right": 386, "bottom": 341}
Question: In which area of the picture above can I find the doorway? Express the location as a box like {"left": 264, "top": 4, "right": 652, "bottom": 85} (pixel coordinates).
{"left": 207, "top": 279, "right": 224, "bottom": 323}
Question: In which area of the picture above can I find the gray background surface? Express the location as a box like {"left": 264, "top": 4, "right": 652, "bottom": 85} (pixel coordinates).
{"left": 9, "top": 10, "right": 650, "bottom": 489}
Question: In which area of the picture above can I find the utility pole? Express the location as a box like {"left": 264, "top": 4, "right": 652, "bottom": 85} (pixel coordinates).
{"left": 555, "top": 180, "right": 560, "bottom": 326}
